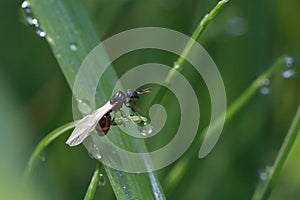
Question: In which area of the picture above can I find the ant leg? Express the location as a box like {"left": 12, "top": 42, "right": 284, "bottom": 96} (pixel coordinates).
{"left": 111, "top": 114, "right": 116, "bottom": 126}
{"left": 131, "top": 105, "right": 141, "bottom": 117}
{"left": 111, "top": 111, "right": 129, "bottom": 125}
{"left": 126, "top": 100, "right": 141, "bottom": 116}
{"left": 119, "top": 109, "right": 128, "bottom": 118}
{"left": 127, "top": 101, "right": 145, "bottom": 123}
{"left": 118, "top": 109, "right": 135, "bottom": 126}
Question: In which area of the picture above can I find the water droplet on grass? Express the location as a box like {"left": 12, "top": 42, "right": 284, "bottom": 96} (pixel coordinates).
{"left": 137, "top": 120, "right": 153, "bottom": 136}
{"left": 260, "top": 87, "right": 270, "bottom": 95}
{"left": 259, "top": 171, "right": 267, "bottom": 180}
{"left": 282, "top": 69, "right": 295, "bottom": 79}
{"left": 69, "top": 43, "right": 78, "bottom": 52}
{"left": 261, "top": 78, "right": 270, "bottom": 86}
{"left": 93, "top": 144, "right": 102, "bottom": 160}
{"left": 21, "top": 1, "right": 47, "bottom": 38}
{"left": 173, "top": 62, "right": 180, "bottom": 69}
{"left": 285, "top": 57, "right": 294, "bottom": 67}
{"left": 21, "top": 1, "right": 31, "bottom": 14}
{"left": 21, "top": 1, "right": 29, "bottom": 8}
{"left": 26, "top": 17, "right": 33, "bottom": 25}
{"left": 36, "top": 28, "right": 46, "bottom": 37}
{"left": 77, "top": 99, "right": 92, "bottom": 115}
{"left": 31, "top": 18, "right": 38, "bottom": 26}
{"left": 259, "top": 78, "right": 271, "bottom": 95}
{"left": 88, "top": 144, "right": 102, "bottom": 160}
{"left": 98, "top": 173, "right": 107, "bottom": 186}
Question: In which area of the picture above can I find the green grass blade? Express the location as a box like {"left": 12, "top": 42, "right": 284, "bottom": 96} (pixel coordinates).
{"left": 27, "top": 0, "right": 165, "bottom": 199}
{"left": 84, "top": 163, "right": 103, "bottom": 200}
{"left": 163, "top": 56, "right": 288, "bottom": 192}
{"left": 149, "top": 0, "right": 229, "bottom": 137}
{"left": 251, "top": 104, "right": 300, "bottom": 200}
{"left": 23, "top": 121, "right": 75, "bottom": 185}
{"left": 165, "top": 0, "right": 229, "bottom": 84}
{"left": 23, "top": 114, "right": 146, "bottom": 186}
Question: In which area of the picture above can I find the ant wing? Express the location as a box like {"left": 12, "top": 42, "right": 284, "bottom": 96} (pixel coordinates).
{"left": 137, "top": 87, "right": 152, "bottom": 94}
{"left": 66, "top": 101, "right": 114, "bottom": 147}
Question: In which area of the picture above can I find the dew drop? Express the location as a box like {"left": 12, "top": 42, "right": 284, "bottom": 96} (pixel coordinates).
{"left": 31, "top": 18, "right": 39, "bottom": 26}
{"left": 139, "top": 119, "right": 148, "bottom": 126}
{"left": 259, "top": 171, "right": 267, "bottom": 180}
{"left": 260, "top": 87, "right": 271, "bottom": 95}
{"left": 26, "top": 17, "right": 33, "bottom": 25}
{"left": 261, "top": 78, "right": 270, "bottom": 86}
{"left": 137, "top": 120, "right": 153, "bottom": 136}
{"left": 77, "top": 99, "right": 92, "bottom": 115}
{"left": 21, "top": 1, "right": 31, "bottom": 14}
{"left": 21, "top": 0, "right": 47, "bottom": 39}
{"left": 88, "top": 144, "right": 102, "bottom": 160}
{"left": 69, "top": 43, "right": 78, "bottom": 52}
{"left": 260, "top": 79, "right": 271, "bottom": 95}
{"left": 21, "top": 1, "right": 29, "bottom": 8}
{"left": 98, "top": 173, "right": 107, "bottom": 186}
{"left": 95, "top": 154, "right": 102, "bottom": 160}
{"left": 173, "top": 62, "right": 180, "bottom": 69}
{"left": 36, "top": 28, "right": 46, "bottom": 37}
{"left": 285, "top": 57, "right": 294, "bottom": 67}
{"left": 282, "top": 69, "right": 295, "bottom": 79}
{"left": 92, "top": 144, "right": 102, "bottom": 160}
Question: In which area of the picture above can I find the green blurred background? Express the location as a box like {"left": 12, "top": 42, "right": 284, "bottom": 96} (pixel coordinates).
{"left": 0, "top": 0, "right": 299, "bottom": 199}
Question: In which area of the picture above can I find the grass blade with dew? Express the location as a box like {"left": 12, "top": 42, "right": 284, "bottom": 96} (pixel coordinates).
{"left": 251, "top": 104, "right": 300, "bottom": 200}
{"left": 22, "top": 121, "right": 75, "bottom": 186}
{"left": 150, "top": 0, "right": 229, "bottom": 107}
{"left": 25, "top": 0, "right": 165, "bottom": 199}
{"left": 165, "top": 0, "right": 229, "bottom": 84}
{"left": 163, "top": 56, "right": 289, "bottom": 192}
{"left": 84, "top": 163, "right": 103, "bottom": 200}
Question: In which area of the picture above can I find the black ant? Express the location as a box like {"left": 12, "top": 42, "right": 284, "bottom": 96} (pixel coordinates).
{"left": 66, "top": 88, "right": 152, "bottom": 146}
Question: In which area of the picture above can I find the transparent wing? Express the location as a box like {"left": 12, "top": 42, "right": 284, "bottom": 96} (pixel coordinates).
{"left": 66, "top": 101, "right": 114, "bottom": 147}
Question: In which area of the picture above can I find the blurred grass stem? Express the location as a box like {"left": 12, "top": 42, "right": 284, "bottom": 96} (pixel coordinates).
{"left": 22, "top": 121, "right": 75, "bottom": 186}
{"left": 165, "top": 0, "right": 229, "bottom": 84}
{"left": 84, "top": 163, "right": 103, "bottom": 200}
{"left": 251, "top": 104, "right": 300, "bottom": 200}
{"left": 164, "top": 56, "right": 288, "bottom": 192}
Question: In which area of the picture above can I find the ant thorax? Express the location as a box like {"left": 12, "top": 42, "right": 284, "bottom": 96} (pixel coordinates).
{"left": 110, "top": 91, "right": 126, "bottom": 111}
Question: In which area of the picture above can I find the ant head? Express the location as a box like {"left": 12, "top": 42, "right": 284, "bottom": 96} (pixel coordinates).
{"left": 126, "top": 89, "right": 139, "bottom": 99}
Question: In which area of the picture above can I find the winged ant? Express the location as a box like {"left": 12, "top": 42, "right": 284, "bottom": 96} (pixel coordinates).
{"left": 66, "top": 88, "right": 152, "bottom": 146}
